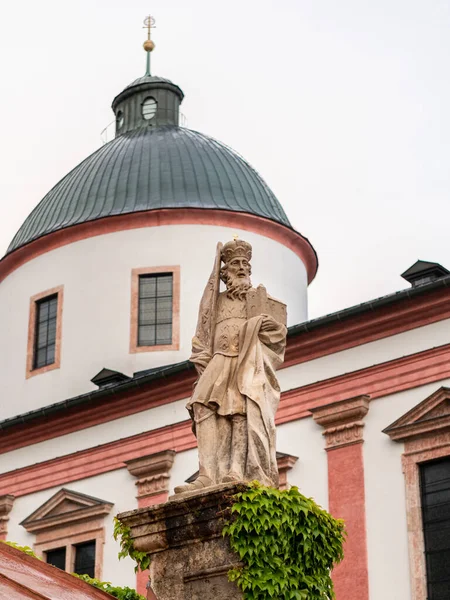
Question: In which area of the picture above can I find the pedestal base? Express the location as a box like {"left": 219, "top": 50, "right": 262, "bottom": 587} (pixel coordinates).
{"left": 117, "top": 483, "right": 246, "bottom": 600}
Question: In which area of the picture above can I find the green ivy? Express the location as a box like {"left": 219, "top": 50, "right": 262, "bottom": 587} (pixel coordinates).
{"left": 1, "top": 541, "right": 41, "bottom": 559}
{"left": 222, "top": 483, "right": 345, "bottom": 600}
{"left": 73, "top": 573, "right": 145, "bottom": 600}
{"left": 113, "top": 516, "right": 151, "bottom": 573}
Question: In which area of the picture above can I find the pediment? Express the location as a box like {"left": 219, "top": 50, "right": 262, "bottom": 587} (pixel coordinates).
{"left": 383, "top": 387, "right": 450, "bottom": 442}
{"left": 21, "top": 488, "right": 113, "bottom": 533}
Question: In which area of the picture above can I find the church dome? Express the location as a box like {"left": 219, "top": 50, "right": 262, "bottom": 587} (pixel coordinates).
{"left": 7, "top": 125, "right": 290, "bottom": 254}
{"left": 6, "top": 19, "right": 298, "bottom": 257}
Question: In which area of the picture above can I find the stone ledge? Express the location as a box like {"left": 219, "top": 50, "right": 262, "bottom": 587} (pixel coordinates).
{"left": 118, "top": 482, "right": 246, "bottom": 553}
{"left": 118, "top": 483, "right": 245, "bottom": 599}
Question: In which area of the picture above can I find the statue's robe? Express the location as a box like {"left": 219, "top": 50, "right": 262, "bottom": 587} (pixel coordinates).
{"left": 187, "top": 290, "right": 286, "bottom": 487}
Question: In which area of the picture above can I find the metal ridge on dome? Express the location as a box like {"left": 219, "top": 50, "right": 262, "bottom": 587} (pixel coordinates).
{"left": 7, "top": 126, "right": 292, "bottom": 254}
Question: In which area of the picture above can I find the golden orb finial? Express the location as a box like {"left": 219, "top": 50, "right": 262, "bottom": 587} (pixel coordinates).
{"left": 143, "top": 39, "right": 155, "bottom": 52}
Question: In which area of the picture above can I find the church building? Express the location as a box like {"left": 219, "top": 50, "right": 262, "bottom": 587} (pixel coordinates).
{"left": 0, "top": 20, "right": 449, "bottom": 600}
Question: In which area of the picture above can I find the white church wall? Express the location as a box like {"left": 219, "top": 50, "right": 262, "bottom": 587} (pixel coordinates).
{"left": 276, "top": 418, "right": 329, "bottom": 510}
{"left": 0, "top": 224, "right": 308, "bottom": 420}
{"left": 363, "top": 377, "right": 450, "bottom": 600}
{"left": 7, "top": 469, "right": 138, "bottom": 589}
{"left": 278, "top": 316, "right": 450, "bottom": 392}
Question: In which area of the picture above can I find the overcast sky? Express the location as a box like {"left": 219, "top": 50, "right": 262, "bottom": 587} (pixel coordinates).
{"left": 1, "top": 0, "right": 449, "bottom": 319}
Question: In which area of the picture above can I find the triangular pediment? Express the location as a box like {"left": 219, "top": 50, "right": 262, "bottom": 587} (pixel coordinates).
{"left": 21, "top": 488, "right": 113, "bottom": 533}
{"left": 383, "top": 387, "right": 450, "bottom": 442}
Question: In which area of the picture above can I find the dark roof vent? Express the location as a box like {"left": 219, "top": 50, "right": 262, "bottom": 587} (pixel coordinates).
{"left": 401, "top": 260, "right": 450, "bottom": 287}
{"left": 91, "top": 368, "right": 131, "bottom": 388}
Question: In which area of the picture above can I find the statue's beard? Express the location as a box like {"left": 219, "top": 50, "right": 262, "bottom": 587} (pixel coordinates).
{"left": 226, "top": 274, "right": 252, "bottom": 300}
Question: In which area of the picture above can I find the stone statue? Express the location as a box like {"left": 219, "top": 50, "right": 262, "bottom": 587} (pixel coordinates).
{"left": 175, "top": 239, "right": 287, "bottom": 494}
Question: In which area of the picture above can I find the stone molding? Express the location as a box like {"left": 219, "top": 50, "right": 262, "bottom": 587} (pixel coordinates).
{"left": 21, "top": 488, "right": 113, "bottom": 534}
{"left": 0, "top": 494, "right": 14, "bottom": 539}
{"left": 276, "top": 453, "right": 298, "bottom": 490}
{"left": 310, "top": 395, "right": 370, "bottom": 449}
{"left": 126, "top": 450, "right": 176, "bottom": 500}
{"left": 383, "top": 386, "right": 450, "bottom": 443}
{"left": 384, "top": 386, "right": 450, "bottom": 600}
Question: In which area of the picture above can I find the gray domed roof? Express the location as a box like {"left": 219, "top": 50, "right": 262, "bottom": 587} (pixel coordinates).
{"left": 7, "top": 126, "right": 291, "bottom": 254}
{"left": 124, "top": 75, "right": 178, "bottom": 89}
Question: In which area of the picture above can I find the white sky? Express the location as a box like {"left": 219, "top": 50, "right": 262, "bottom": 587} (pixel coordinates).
{"left": 1, "top": 0, "right": 449, "bottom": 319}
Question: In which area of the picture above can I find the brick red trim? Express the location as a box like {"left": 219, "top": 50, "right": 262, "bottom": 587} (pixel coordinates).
{"left": 2, "top": 339, "right": 450, "bottom": 457}
{"left": 1, "top": 343, "right": 450, "bottom": 498}
{"left": 278, "top": 342, "right": 450, "bottom": 424}
{"left": 328, "top": 444, "right": 369, "bottom": 600}
{"left": 0, "top": 421, "right": 195, "bottom": 498}
{"left": 0, "top": 209, "right": 318, "bottom": 285}
{"left": 284, "top": 286, "right": 450, "bottom": 367}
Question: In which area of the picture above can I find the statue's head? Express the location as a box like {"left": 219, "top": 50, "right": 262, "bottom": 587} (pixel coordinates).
{"left": 220, "top": 239, "right": 252, "bottom": 299}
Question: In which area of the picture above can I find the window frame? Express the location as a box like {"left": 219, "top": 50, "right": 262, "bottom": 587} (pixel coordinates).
{"left": 384, "top": 386, "right": 450, "bottom": 600}
{"left": 26, "top": 285, "right": 64, "bottom": 378}
{"left": 130, "top": 266, "right": 180, "bottom": 353}
{"left": 38, "top": 531, "right": 104, "bottom": 580}
{"left": 419, "top": 456, "right": 450, "bottom": 599}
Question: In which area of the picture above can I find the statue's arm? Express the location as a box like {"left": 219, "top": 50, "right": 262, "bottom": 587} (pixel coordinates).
{"left": 190, "top": 335, "right": 213, "bottom": 377}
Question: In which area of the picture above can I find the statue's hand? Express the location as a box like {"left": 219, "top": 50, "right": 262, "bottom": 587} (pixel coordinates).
{"left": 260, "top": 314, "right": 279, "bottom": 331}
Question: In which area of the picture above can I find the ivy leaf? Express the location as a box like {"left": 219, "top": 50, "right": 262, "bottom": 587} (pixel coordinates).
{"left": 224, "top": 484, "right": 345, "bottom": 600}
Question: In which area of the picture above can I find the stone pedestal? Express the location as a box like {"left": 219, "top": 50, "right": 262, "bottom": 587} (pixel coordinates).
{"left": 117, "top": 483, "right": 245, "bottom": 600}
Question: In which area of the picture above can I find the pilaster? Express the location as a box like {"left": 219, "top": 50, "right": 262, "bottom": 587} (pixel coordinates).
{"left": 126, "top": 450, "right": 176, "bottom": 597}
{"left": 311, "top": 395, "right": 370, "bottom": 600}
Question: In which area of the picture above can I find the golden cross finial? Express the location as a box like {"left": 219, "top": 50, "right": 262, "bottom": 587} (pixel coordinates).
{"left": 233, "top": 234, "right": 239, "bottom": 241}
{"left": 143, "top": 15, "right": 156, "bottom": 40}
{"left": 143, "top": 15, "right": 156, "bottom": 75}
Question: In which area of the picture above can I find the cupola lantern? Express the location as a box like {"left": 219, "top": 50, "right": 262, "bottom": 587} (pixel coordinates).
{"left": 111, "top": 16, "right": 184, "bottom": 134}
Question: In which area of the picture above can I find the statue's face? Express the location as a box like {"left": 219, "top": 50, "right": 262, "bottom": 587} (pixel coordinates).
{"left": 227, "top": 257, "right": 251, "bottom": 281}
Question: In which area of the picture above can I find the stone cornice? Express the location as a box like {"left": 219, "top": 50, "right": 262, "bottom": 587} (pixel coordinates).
{"left": 311, "top": 395, "right": 370, "bottom": 450}
{"left": 126, "top": 450, "right": 176, "bottom": 499}
{"left": 0, "top": 495, "right": 15, "bottom": 538}
{"left": 276, "top": 453, "right": 298, "bottom": 490}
